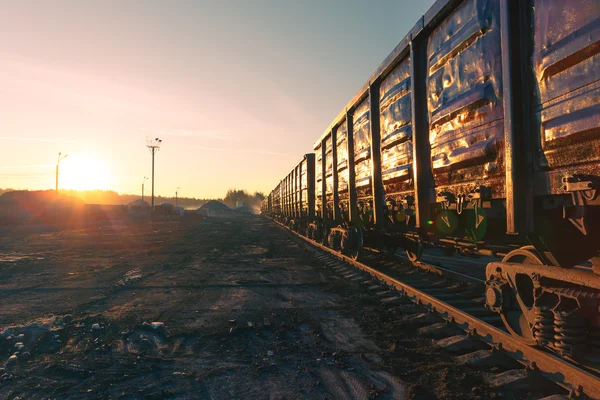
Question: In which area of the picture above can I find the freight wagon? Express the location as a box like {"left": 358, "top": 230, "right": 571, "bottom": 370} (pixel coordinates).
{"left": 263, "top": 0, "right": 600, "bottom": 362}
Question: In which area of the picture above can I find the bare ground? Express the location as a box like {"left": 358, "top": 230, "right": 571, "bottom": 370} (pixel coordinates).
{"left": 0, "top": 216, "right": 528, "bottom": 399}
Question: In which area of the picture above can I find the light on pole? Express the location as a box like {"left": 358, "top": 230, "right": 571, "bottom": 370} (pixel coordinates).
{"left": 142, "top": 176, "right": 148, "bottom": 202}
{"left": 146, "top": 138, "right": 162, "bottom": 211}
{"left": 56, "top": 152, "right": 68, "bottom": 192}
{"left": 176, "top": 186, "right": 180, "bottom": 207}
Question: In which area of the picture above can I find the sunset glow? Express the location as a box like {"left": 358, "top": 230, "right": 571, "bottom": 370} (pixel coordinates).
{"left": 61, "top": 153, "right": 110, "bottom": 191}
{"left": 0, "top": 1, "right": 434, "bottom": 199}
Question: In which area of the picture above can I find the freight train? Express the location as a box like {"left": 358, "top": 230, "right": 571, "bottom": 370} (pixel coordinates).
{"left": 261, "top": 0, "right": 600, "bottom": 363}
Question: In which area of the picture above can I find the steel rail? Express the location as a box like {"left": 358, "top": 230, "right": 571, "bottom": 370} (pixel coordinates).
{"left": 364, "top": 245, "right": 487, "bottom": 286}
{"left": 270, "top": 218, "right": 600, "bottom": 399}
{"left": 407, "top": 256, "right": 485, "bottom": 285}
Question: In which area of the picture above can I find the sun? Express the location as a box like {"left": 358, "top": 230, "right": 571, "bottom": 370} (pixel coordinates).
{"left": 61, "top": 153, "right": 110, "bottom": 191}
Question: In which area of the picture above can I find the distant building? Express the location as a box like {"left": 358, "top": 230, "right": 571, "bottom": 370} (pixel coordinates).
{"left": 127, "top": 199, "right": 150, "bottom": 218}
{"left": 197, "top": 200, "right": 230, "bottom": 216}
{"left": 156, "top": 202, "right": 175, "bottom": 215}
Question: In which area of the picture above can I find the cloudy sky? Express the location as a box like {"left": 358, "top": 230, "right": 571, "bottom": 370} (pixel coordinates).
{"left": 0, "top": 0, "right": 435, "bottom": 198}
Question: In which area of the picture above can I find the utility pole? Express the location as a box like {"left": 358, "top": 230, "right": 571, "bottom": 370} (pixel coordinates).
{"left": 146, "top": 138, "right": 162, "bottom": 211}
{"left": 55, "top": 152, "right": 68, "bottom": 192}
{"left": 142, "top": 176, "right": 148, "bottom": 202}
{"left": 176, "top": 186, "right": 180, "bottom": 207}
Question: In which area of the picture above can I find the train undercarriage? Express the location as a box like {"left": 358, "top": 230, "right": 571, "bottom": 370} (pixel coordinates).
{"left": 299, "top": 174, "right": 600, "bottom": 362}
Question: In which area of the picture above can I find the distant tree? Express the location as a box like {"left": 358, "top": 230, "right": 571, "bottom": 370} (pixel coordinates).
{"left": 0, "top": 188, "right": 15, "bottom": 197}
{"left": 53, "top": 189, "right": 213, "bottom": 209}
{"left": 0, "top": 187, "right": 265, "bottom": 212}
{"left": 223, "top": 189, "right": 264, "bottom": 211}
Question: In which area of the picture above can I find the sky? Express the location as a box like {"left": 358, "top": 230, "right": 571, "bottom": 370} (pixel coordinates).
{"left": 0, "top": 0, "right": 435, "bottom": 199}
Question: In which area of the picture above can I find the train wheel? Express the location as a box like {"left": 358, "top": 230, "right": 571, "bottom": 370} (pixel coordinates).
{"left": 498, "top": 245, "right": 543, "bottom": 346}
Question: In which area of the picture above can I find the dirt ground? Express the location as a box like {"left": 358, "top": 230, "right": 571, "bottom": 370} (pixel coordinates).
{"left": 0, "top": 215, "right": 519, "bottom": 399}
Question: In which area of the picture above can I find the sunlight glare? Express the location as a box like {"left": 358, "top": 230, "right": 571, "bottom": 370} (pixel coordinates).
{"left": 61, "top": 153, "right": 110, "bottom": 191}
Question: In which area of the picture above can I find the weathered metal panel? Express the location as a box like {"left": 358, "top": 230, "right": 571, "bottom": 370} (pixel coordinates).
{"left": 301, "top": 158, "right": 309, "bottom": 215}
{"left": 325, "top": 136, "right": 334, "bottom": 202}
{"left": 336, "top": 121, "right": 350, "bottom": 220}
{"left": 281, "top": 179, "right": 285, "bottom": 216}
{"left": 294, "top": 166, "right": 300, "bottom": 217}
{"left": 283, "top": 176, "right": 288, "bottom": 216}
{"left": 346, "top": 110, "right": 358, "bottom": 223}
{"left": 313, "top": 6, "right": 425, "bottom": 148}
{"left": 353, "top": 97, "right": 372, "bottom": 199}
{"left": 306, "top": 153, "right": 316, "bottom": 217}
{"left": 289, "top": 175, "right": 292, "bottom": 216}
{"left": 331, "top": 128, "right": 340, "bottom": 221}
{"left": 370, "top": 81, "right": 385, "bottom": 228}
{"left": 315, "top": 144, "right": 323, "bottom": 209}
{"left": 287, "top": 176, "right": 290, "bottom": 217}
{"left": 294, "top": 167, "right": 298, "bottom": 217}
{"left": 286, "top": 176, "right": 290, "bottom": 216}
{"left": 288, "top": 174, "right": 292, "bottom": 217}
{"left": 532, "top": 0, "right": 600, "bottom": 194}
{"left": 273, "top": 182, "right": 281, "bottom": 215}
{"left": 286, "top": 173, "right": 289, "bottom": 216}
{"left": 336, "top": 121, "right": 349, "bottom": 199}
{"left": 427, "top": 0, "right": 505, "bottom": 198}
{"left": 380, "top": 57, "right": 414, "bottom": 196}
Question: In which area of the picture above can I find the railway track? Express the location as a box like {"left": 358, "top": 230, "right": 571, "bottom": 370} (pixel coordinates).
{"left": 270, "top": 218, "right": 600, "bottom": 399}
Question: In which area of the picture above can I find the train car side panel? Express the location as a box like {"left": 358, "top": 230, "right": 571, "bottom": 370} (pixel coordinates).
{"left": 354, "top": 97, "right": 373, "bottom": 201}
{"left": 380, "top": 56, "right": 414, "bottom": 198}
{"left": 532, "top": 0, "right": 600, "bottom": 195}
{"left": 427, "top": 0, "right": 505, "bottom": 198}
{"left": 336, "top": 121, "right": 350, "bottom": 221}
{"left": 325, "top": 135, "right": 335, "bottom": 220}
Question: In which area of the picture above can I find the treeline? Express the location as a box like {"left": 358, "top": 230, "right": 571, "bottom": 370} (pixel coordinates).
{"left": 0, "top": 188, "right": 213, "bottom": 209}
{"left": 60, "top": 189, "right": 214, "bottom": 209}
{"left": 223, "top": 189, "right": 265, "bottom": 211}
{"left": 0, "top": 188, "right": 265, "bottom": 211}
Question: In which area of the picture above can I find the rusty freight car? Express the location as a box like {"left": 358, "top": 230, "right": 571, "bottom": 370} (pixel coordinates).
{"left": 263, "top": 0, "right": 600, "bottom": 362}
